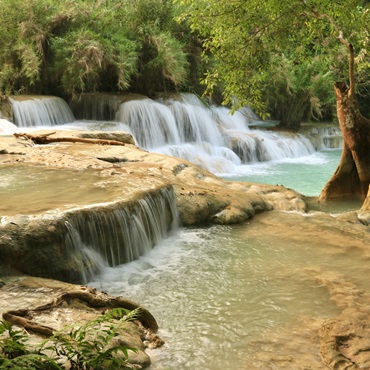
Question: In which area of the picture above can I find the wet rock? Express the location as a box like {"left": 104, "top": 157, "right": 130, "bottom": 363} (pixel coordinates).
{"left": 0, "top": 130, "right": 309, "bottom": 281}
{"left": 237, "top": 211, "right": 370, "bottom": 369}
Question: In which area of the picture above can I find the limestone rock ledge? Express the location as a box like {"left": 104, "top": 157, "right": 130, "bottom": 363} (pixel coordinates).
{"left": 2, "top": 131, "right": 370, "bottom": 369}
{"left": 0, "top": 129, "right": 308, "bottom": 367}
{"left": 239, "top": 211, "right": 370, "bottom": 370}
{"left": 0, "top": 129, "right": 307, "bottom": 223}
{"left": 0, "top": 129, "right": 307, "bottom": 281}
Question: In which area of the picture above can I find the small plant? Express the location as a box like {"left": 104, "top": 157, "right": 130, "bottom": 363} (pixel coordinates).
{"left": 50, "top": 308, "right": 139, "bottom": 370}
{"left": 0, "top": 307, "right": 140, "bottom": 370}
{"left": 0, "top": 320, "right": 28, "bottom": 359}
{"left": 0, "top": 320, "right": 61, "bottom": 369}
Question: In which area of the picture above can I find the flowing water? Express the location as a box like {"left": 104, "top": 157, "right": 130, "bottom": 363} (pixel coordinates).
{"left": 90, "top": 215, "right": 370, "bottom": 369}
{"left": 4, "top": 94, "right": 360, "bottom": 369}
{"left": 10, "top": 96, "right": 75, "bottom": 127}
{"left": 6, "top": 94, "right": 341, "bottom": 175}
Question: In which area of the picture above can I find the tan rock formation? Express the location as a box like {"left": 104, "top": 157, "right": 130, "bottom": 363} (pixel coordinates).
{"left": 239, "top": 211, "right": 370, "bottom": 369}
{"left": 3, "top": 129, "right": 370, "bottom": 369}
{"left": 0, "top": 129, "right": 306, "bottom": 224}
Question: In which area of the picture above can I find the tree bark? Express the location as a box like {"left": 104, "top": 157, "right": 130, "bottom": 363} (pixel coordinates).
{"left": 320, "top": 82, "right": 370, "bottom": 202}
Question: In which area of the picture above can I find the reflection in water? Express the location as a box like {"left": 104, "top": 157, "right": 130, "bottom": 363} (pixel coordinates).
{"left": 89, "top": 209, "right": 370, "bottom": 369}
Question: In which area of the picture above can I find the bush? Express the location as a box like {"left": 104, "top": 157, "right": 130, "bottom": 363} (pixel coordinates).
{"left": 0, "top": 308, "right": 140, "bottom": 370}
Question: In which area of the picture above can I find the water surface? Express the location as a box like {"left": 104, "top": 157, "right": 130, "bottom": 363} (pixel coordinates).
{"left": 224, "top": 148, "right": 341, "bottom": 196}
{"left": 87, "top": 145, "right": 370, "bottom": 370}
{"left": 90, "top": 214, "right": 369, "bottom": 369}
{"left": 0, "top": 165, "right": 115, "bottom": 215}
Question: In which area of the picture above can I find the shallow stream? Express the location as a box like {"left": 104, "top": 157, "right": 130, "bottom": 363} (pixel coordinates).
{"left": 89, "top": 148, "right": 370, "bottom": 369}
{"left": 224, "top": 148, "right": 341, "bottom": 196}
{"left": 0, "top": 165, "right": 115, "bottom": 215}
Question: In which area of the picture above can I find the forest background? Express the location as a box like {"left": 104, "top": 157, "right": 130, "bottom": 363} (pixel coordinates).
{"left": 0, "top": 0, "right": 369, "bottom": 130}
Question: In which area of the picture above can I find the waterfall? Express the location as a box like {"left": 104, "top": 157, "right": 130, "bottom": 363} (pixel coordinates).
{"left": 64, "top": 221, "right": 108, "bottom": 283}
{"left": 10, "top": 96, "right": 75, "bottom": 127}
{"left": 307, "top": 126, "right": 343, "bottom": 149}
{"left": 0, "top": 119, "right": 17, "bottom": 133}
{"left": 63, "top": 187, "right": 179, "bottom": 281}
{"left": 115, "top": 99, "right": 182, "bottom": 148}
{"left": 114, "top": 94, "right": 321, "bottom": 174}
{"left": 7, "top": 93, "right": 342, "bottom": 175}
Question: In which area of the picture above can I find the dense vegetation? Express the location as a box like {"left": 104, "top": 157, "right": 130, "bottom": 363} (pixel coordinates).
{"left": 178, "top": 0, "right": 370, "bottom": 129}
{"left": 0, "top": 0, "right": 196, "bottom": 99}
{"left": 0, "top": 308, "right": 139, "bottom": 370}
{"left": 0, "top": 0, "right": 369, "bottom": 128}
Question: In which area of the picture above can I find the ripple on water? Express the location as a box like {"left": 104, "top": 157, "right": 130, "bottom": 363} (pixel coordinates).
{"left": 88, "top": 218, "right": 366, "bottom": 370}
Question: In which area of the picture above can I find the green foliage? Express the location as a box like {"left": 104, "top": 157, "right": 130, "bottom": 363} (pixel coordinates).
{"left": 51, "top": 27, "right": 137, "bottom": 99}
{"left": 263, "top": 53, "right": 336, "bottom": 129}
{"left": 116, "top": 0, "right": 190, "bottom": 95}
{"left": 0, "top": 0, "right": 191, "bottom": 98}
{"left": 0, "top": 0, "right": 54, "bottom": 94}
{"left": 177, "top": 0, "right": 370, "bottom": 126}
{"left": 0, "top": 320, "right": 28, "bottom": 359}
{"left": 0, "top": 308, "right": 140, "bottom": 370}
{"left": 0, "top": 320, "right": 61, "bottom": 369}
{"left": 1, "top": 0, "right": 367, "bottom": 123}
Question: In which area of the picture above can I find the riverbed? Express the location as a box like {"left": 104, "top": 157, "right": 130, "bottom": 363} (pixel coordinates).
{"left": 89, "top": 148, "right": 370, "bottom": 369}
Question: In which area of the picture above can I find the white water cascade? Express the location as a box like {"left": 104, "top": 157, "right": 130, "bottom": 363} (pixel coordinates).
{"left": 63, "top": 187, "right": 179, "bottom": 282}
{"left": 0, "top": 119, "right": 17, "bottom": 133}
{"left": 6, "top": 93, "right": 342, "bottom": 176}
{"left": 10, "top": 96, "right": 75, "bottom": 127}
{"left": 114, "top": 94, "right": 318, "bottom": 174}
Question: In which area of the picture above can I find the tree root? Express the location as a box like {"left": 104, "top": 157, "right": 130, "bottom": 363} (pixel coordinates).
{"left": 2, "top": 286, "right": 158, "bottom": 337}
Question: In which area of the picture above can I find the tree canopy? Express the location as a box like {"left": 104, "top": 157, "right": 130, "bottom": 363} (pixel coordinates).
{"left": 0, "top": 0, "right": 194, "bottom": 99}
{"left": 0, "top": 0, "right": 368, "bottom": 128}
{"left": 177, "top": 0, "right": 369, "bottom": 128}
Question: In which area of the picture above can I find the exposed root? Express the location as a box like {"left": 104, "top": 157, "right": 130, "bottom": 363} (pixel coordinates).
{"left": 2, "top": 286, "right": 158, "bottom": 337}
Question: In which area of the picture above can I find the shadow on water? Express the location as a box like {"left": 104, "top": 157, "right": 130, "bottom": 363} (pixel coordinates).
{"left": 304, "top": 195, "right": 364, "bottom": 214}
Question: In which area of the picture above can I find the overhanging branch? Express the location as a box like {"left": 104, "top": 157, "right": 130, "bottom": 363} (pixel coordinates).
{"left": 299, "top": 0, "right": 355, "bottom": 96}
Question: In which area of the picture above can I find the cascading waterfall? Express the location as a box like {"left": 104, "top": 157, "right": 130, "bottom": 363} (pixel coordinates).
{"left": 3, "top": 93, "right": 344, "bottom": 281}
{"left": 63, "top": 187, "right": 179, "bottom": 282}
{"left": 64, "top": 221, "right": 108, "bottom": 283}
{"left": 114, "top": 93, "right": 319, "bottom": 174}
{"left": 115, "top": 99, "right": 182, "bottom": 148}
{"left": 10, "top": 96, "right": 75, "bottom": 127}
{"left": 309, "top": 126, "right": 343, "bottom": 149}
{"left": 6, "top": 93, "right": 342, "bottom": 175}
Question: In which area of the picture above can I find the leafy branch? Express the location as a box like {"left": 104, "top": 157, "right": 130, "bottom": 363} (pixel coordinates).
{"left": 0, "top": 308, "right": 141, "bottom": 370}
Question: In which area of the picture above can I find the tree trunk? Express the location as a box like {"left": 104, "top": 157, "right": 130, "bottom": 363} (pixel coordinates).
{"left": 319, "top": 82, "right": 370, "bottom": 203}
